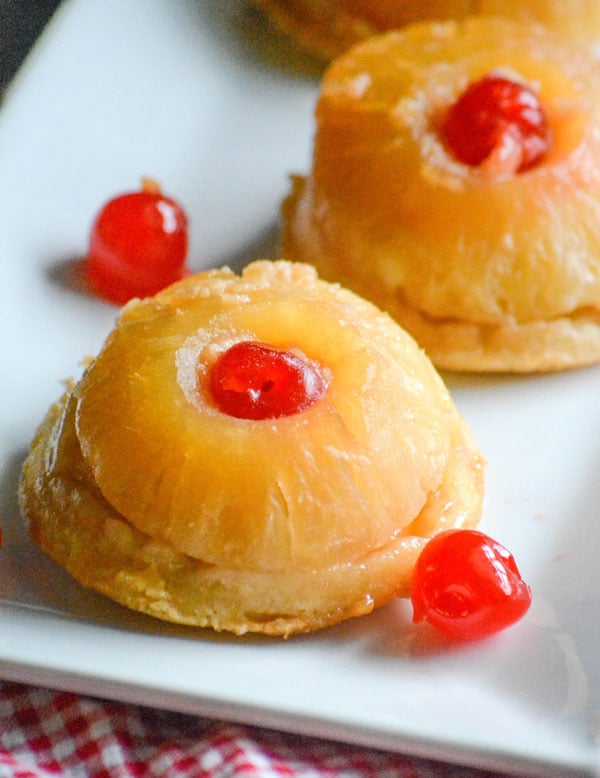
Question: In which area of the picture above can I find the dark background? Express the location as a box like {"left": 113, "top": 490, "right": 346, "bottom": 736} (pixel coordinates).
{"left": 1, "top": 0, "right": 62, "bottom": 90}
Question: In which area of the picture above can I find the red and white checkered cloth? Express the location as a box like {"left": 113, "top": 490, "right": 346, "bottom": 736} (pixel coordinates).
{"left": 0, "top": 682, "right": 525, "bottom": 778}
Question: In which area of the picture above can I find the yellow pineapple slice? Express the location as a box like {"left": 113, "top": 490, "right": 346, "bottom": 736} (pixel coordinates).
{"left": 251, "top": 0, "right": 600, "bottom": 61}
{"left": 20, "top": 261, "right": 483, "bottom": 635}
{"left": 282, "top": 18, "right": 600, "bottom": 372}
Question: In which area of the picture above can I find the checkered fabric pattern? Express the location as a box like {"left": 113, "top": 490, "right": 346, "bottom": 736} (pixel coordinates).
{"left": 0, "top": 682, "right": 524, "bottom": 778}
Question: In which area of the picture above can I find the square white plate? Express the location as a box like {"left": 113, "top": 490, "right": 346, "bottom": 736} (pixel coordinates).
{"left": 1, "top": 2, "right": 599, "bottom": 775}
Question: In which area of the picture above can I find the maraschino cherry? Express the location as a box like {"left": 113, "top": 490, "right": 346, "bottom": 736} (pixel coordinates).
{"left": 86, "top": 179, "right": 189, "bottom": 305}
{"left": 208, "top": 341, "right": 329, "bottom": 420}
{"left": 411, "top": 529, "right": 532, "bottom": 641}
{"left": 442, "top": 74, "right": 552, "bottom": 173}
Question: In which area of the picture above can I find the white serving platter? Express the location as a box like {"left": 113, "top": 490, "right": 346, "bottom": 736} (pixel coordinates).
{"left": 1, "top": 2, "right": 599, "bottom": 775}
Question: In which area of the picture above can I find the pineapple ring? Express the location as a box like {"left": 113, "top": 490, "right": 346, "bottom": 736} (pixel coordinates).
{"left": 251, "top": 0, "right": 600, "bottom": 62}
{"left": 20, "top": 261, "right": 484, "bottom": 636}
{"left": 283, "top": 18, "right": 600, "bottom": 372}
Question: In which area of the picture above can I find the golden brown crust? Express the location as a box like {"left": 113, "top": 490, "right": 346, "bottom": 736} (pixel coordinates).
{"left": 282, "top": 20, "right": 600, "bottom": 373}
{"left": 19, "top": 261, "right": 484, "bottom": 636}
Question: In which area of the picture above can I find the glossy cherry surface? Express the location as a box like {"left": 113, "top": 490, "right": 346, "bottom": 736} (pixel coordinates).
{"left": 411, "top": 529, "right": 532, "bottom": 641}
{"left": 441, "top": 74, "right": 552, "bottom": 172}
{"left": 208, "top": 341, "right": 328, "bottom": 420}
{"left": 86, "top": 181, "right": 189, "bottom": 305}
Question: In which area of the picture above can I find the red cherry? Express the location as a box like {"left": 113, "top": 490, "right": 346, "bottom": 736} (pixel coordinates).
{"left": 86, "top": 180, "right": 189, "bottom": 305}
{"left": 441, "top": 74, "right": 552, "bottom": 172}
{"left": 208, "top": 341, "right": 329, "bottom": 420}
{"left": 411, "top": 529, "right": 532, "bottom": 641}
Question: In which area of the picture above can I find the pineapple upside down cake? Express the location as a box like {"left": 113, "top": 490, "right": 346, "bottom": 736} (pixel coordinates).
{"left": 250, "top": 0, "right": 600, "bottom": 61}
{"left": 19, "top": 261, "right": 484, "bottom": 637}
{"left": 282, "top": 17, "right": 600, "bottom": 372}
